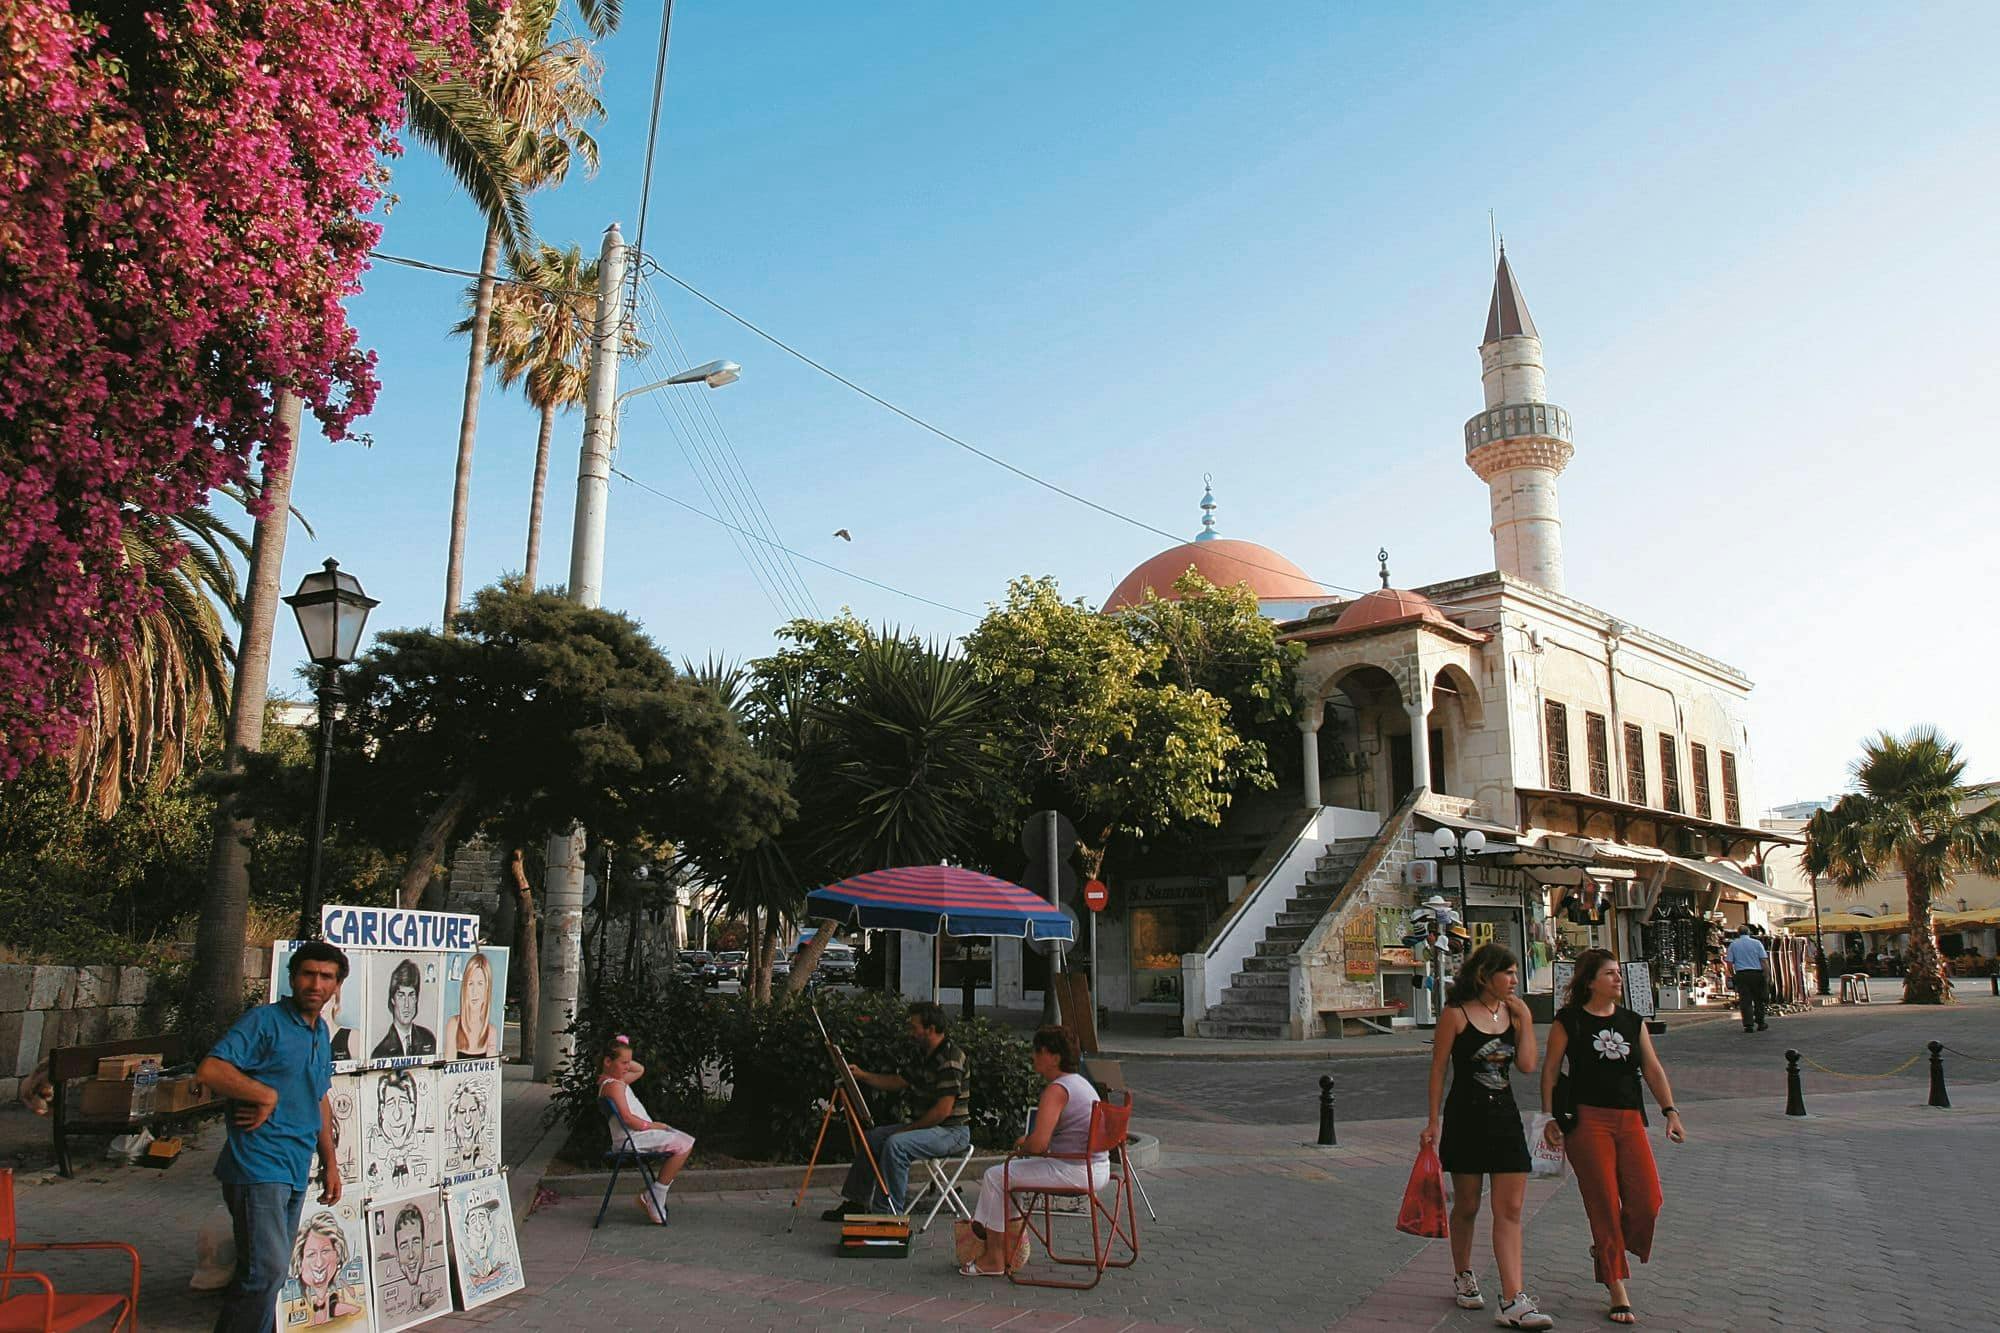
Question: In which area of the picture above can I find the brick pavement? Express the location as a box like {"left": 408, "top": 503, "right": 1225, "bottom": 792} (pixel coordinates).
{"left": 5, "top": 1048, "right": 1996, "bottom": 1330}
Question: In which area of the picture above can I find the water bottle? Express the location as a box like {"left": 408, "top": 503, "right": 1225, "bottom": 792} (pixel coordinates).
{"left": 134, "top": 1059, "right": 160, "bottom": 1118}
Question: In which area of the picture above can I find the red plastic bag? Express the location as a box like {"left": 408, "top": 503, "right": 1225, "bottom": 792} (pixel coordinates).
{"left": 1395, "top": 1144, "right": 1449, "bottom": 1238}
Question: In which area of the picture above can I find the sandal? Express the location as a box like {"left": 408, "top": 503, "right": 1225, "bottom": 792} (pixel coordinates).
{"left": 956, "top": 1261, "right": 1006, "bottom": 1278}
{"left": 1608, "top": 1305, "right": 1637, "bottom": 1325}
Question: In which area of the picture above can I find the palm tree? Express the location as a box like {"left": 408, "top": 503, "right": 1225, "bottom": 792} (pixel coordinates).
{"left": 455, "top": 244, "right": 599, "bottom": 590}
{"left": 439, "top": 0, "right": 613, "bottom": 627}
{"left": 65, "top": 505, "right": 249, "bottom": 817}
{"left": 1807, "top": 728, "right": 2000, "bottom": 1003}
{"left": 786, "top": 633, "right": 1000, "bottom": 994}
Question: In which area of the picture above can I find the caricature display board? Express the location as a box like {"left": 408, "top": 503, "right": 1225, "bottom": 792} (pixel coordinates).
{"left": 445, "top": 1173, "right": 525, "bottom": 1309}
{"left": 270, "top": 909, "right": 522, "bottom": 1328}
{"left": 438, "top": 1061, "right": 501, "bottom": 1182}
{"left": 365, "top": 1189, "right": 452, "bottom": 1333}
{"left": 442, "top": 950, "right": 507, "bottom": 1061}
{"left": 280, "top": 1198, "right": 374, "bottom": 1332}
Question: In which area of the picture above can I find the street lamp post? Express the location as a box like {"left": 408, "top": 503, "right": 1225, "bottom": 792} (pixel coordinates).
{"left": 1422, "top": 828, "right": 1486, "bottom": 1022}
{"left": 283, "top": 559, "right": 378, "bottom": 940}
{"left": 537, "top": 219, "right": 741, "bottom": 1080}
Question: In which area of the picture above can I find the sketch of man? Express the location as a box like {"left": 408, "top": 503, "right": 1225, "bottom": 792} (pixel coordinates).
{"left": 462, "top": 1196, "right": 503, "bottom": 1282}
{"left": 391, "top": 1203, "right": 440, "bottom": 1311}
{"left": 371, "top": 959, "right": 437, "bottom": 1059}
{"left": 369, "top": 1071, "right": 426, "bottom": 1186}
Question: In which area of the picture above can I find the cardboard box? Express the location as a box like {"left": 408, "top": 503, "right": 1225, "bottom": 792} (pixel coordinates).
{"left": 78, "top": 1077, "right": 137, "bottom": 1120}
{"left": 96, "top": 1053, "right": 164, "bottom": 1081}
{"left": 156, "top": 1075, "right": 213, "bottom": 1112}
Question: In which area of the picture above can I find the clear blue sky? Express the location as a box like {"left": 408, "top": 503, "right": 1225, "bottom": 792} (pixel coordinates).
{"left": 273, "top": 0, "right": 2000, "bottom": 809}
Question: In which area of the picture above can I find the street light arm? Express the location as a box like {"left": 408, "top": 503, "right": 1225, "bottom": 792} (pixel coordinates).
{"left": 615, "top": 360, "right": 741, "bottom": 405}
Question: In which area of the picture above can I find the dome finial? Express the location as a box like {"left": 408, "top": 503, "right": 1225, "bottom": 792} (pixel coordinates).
{"left": 1196, "top": 474, "right": 1218, "bottom": 542}
{"left": 1377, "top": 547, "right": 1391, "bottom": 589}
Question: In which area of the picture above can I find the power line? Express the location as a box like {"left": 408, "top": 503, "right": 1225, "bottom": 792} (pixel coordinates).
{"left": 611, "top": 467, "right": 977, "bottom": 618}
{"left": 633, "top": 276, "right": 819, "bottom": 616}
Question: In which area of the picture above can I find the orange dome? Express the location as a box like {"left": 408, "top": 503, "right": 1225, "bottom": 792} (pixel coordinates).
{"left": 1104, "top": 539, "right": 1324, "bottom": 612}
{"left": 1329, "top": 587, "right": 1460, "bottom": 636}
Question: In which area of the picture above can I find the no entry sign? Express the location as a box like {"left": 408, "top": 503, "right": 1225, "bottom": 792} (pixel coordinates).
{"left": 1083, "top": 879, "right": 1108, "bottom": 912}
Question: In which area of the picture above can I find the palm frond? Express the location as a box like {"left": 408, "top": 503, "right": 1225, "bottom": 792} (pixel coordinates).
{"left": 403, "top": 59, "right": 534, "bottom": 265}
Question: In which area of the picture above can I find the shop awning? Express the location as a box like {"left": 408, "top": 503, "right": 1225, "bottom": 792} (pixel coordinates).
{"left": 1940, "top": 907, "right": 2000, "bottom": 929}
{"left": 1789, "top": 911, "right": 1908, "bottom": 933}
{"left": 1667, "top": 856, "right": 1806, "bottom": 908}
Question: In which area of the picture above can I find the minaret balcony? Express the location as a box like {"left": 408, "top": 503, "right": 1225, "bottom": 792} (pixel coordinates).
{"left": 1463, "top": 402, "right": 1572, "bottom": 456}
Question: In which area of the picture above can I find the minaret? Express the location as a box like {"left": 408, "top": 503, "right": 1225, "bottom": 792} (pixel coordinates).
{"left": 1464, "top": 245, "right": 1574, "bottom": 593}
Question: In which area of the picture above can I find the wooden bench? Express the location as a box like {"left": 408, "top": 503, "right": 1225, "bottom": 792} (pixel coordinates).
{"left": 1321, "top": 1006, "right": 1398, "bottom": 1038}
{"left": 50, "top": 1036, "right": 224, "bottom": 1178}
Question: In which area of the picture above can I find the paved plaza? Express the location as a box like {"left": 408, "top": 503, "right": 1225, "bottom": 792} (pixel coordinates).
{"left": 5, "top": 1002, "right": 1997, "bottom": 1332}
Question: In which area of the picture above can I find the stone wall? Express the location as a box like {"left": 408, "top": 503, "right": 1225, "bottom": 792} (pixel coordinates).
{"left": 0, "top": 947, "right": 271, "bottom": 1103}
{"left": 1288, "top": 795, "right": 1422, "bottom": 1038}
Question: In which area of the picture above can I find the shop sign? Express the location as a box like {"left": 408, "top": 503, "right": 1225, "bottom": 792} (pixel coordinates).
{"left": 1376, "top": 905, "right": 1412, "bottom": 950}
{"left": 1122, "top": 878, "right": 1214, "bottom": 905}
{"left": 1379, "top": 946, "right": 1419, "bottom": 968}
{"left": 1344, "top": 908, "right": 1377, "bottom": 979}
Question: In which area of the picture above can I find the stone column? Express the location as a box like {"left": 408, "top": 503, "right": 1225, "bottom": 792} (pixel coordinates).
{"left": 1407, "top": 675, "right": 1432, "bottom": 795}
{"left": 1299, "top": 705, "right": 1324, "bottom": 808}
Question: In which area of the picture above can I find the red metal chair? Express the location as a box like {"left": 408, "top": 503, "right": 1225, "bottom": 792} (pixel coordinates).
{"left": 1004, "top": 1092, "right": 1140, "bottom": 1290}
{"left": 0, "top": 1169, "right": 139, "bottom": 1332}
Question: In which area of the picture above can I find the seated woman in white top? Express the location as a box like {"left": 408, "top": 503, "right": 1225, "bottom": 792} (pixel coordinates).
{"left": 598, "top": 1035, "right": 695, "bottom": 1225}
{"left": 960, "top": 1025, "right": 1109, "bottom": 1277}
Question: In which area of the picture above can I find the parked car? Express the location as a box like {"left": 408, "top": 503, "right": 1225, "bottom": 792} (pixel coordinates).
{"left": 676, "top": 950, "right": 714, "bottom": 982}
{"left": 713, "top": 950, "right": 748, "bottom": 982}
{"left": 818, "top": 945, "right": 858, "bottom": 984}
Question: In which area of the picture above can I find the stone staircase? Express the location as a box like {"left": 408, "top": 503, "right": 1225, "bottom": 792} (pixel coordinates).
{"left": 1195, "top": 837, "right": 1373, "bottom": 1039}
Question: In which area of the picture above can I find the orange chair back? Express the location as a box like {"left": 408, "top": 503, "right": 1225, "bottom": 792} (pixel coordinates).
{"left": 0, "top": 1166, "right": 14, "bottom": 1248}
{"left": 1086, "top": 1094, "right": 1132, "bottom": 1155}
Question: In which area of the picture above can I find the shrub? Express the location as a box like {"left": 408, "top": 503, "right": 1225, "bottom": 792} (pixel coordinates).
{"left": 548, "top": 980, "right": 1039, "bottom": 1165}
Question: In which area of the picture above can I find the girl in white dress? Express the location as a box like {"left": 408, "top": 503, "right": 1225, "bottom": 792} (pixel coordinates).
{"left": 599, "top": 1035, "right": 695, "bottom": 1224}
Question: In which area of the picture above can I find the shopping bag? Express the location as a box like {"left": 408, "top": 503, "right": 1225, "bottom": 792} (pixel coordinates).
{"left": 1394, "top": 1143, "right": 1450, "bottom": 1238}
{"left": 1526, "top": 1113, "right": 1568, "bottom": 1180}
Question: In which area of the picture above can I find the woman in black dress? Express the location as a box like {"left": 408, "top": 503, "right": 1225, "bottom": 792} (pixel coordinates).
{"left": 1423, "top": 943, "right": 1552, "bottom": 1329}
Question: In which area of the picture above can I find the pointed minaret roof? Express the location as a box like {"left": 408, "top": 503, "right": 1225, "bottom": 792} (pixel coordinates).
{"left": 1482, "top": 244, "right": 1538, "bottom": 344}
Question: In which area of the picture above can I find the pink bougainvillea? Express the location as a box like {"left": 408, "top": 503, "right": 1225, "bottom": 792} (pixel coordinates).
{"left": 0, "top": 1, "right": 472, "bottom": 778}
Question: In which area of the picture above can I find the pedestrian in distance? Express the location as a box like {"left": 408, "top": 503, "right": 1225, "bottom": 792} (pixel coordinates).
{"left": 1540, "top": 948, "right": 1686, "bottom": 1327}
{"left": 196, "top": 939, "right": 347, "bottom": 1333}
{"left": 1422, "top": 943, "right": 1552, "bottom": 1329}
{"left": 1725, "top": 928, "right": 1770, "bottom": 1032}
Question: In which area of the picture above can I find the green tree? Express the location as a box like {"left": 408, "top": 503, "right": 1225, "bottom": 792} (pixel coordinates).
{"left": 1806, "top": 727, "right": 2000, "bottom": 1004}
{"left": 438, "top": 0, "right": 613, "bottom": 626}
{"left": 964, "top": 576, "right": 1247, "bottom": 884}
{"left": 65, "top": 504, "right": 247, "bottom": 819}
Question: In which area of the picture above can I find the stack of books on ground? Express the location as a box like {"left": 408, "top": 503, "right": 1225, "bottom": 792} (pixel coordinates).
{"left": 838, "top": 1212, "right": 911, "bottom": 1258}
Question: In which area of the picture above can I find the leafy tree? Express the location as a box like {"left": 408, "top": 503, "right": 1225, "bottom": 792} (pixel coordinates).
{"left": 964, "top": 576, "right": 1249, "bottom": 884}
{"left": 67, "top": 505, "right": 248, "bottom": 818}
{"left": 1, "top": 0, "right": 477, "bottom": 779}
{"left": 1806, "top": 728, "right": 2000, "bottom": 1004}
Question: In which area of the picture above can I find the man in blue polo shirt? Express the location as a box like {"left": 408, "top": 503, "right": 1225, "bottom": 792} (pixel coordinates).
{"left": 197, "top": 940, "right": 346, "bottom": 1333}
{"left": 1726, "top": 928, "right": 1771, "bottom": 1032}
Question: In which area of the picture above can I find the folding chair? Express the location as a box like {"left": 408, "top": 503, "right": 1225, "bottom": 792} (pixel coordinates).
{"left": 595, "top": 1097, "right": 674, "bottom": 1229}
{"left": 1080, "top": 1058, "right": 1157, "bottom": 1220}
{"left": 1005, "top": 1093, "right": 1140, "bottom": 1291}
{"left": 904, "top": 1143, "right": 975, "bottom": 1232}
{"left": 0, "top": 1168, "right": 139, "bottom": 1331}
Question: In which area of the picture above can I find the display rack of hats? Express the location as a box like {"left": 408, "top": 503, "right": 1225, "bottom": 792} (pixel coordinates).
{"left": 270, "top": 912, "right": 525, "bottom": 1333}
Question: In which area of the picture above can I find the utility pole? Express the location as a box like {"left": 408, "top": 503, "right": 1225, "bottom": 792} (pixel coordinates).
{"left": 535, "top": 223, "right": 628, "bottom": 1080}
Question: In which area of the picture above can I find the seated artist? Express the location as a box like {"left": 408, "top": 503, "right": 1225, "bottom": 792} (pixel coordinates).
{"left": 820, "top": 1001, "right": 971, "bottom": 1219}
{"left": 961, "top": 1025, "right": 1107, "bottom": 1277}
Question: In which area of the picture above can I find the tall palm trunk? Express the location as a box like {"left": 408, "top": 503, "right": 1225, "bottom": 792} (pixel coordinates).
{"left": 522, "top": 402, "right": 556, "bottom": 589}
{"left": 782, "top": 919, "right": 840, "bottom": 996}
{"left": 191, "top": 393, "right": 302, "bottom": 1031}
{"left": 508, "top": 847, "right": 541, "bottom": 1068}
{"left": 442, "top": 223, "right": 503, "bottom": 627}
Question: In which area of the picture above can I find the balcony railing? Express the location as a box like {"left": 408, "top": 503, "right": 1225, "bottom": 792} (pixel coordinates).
{"left": 1464, "top": 402, "right": 1573, "bottom": 454}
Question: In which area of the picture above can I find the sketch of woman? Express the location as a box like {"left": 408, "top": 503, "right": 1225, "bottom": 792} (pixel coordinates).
{"left": 288, "top": 1211, "right": 365, "bottom": 1326}
{"left": 445, "top": 1079, "right": 490, "bottom": 1173}
{"left": 443, "top": 952, "right": 499, "bottom": 1059}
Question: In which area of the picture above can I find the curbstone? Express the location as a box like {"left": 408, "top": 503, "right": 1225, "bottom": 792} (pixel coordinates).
{"left": 0, "top": 965, "right": 33, "bottom": 1013}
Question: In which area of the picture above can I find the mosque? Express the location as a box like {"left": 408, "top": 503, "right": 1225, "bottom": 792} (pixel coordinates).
{"left": 956, "top": 248, "right": 1808, "bottom": 1038}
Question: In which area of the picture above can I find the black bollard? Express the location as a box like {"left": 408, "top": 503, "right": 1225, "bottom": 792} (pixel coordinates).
{"left": 1928, "top": 1040, "right": 1951, "bottom": 1109}
{"left": 1784, "top": 1049, "right": 1807, "bottom": 1117}
{"left": 1317, "top": 1073, "right": 1337, "bottom": 1145}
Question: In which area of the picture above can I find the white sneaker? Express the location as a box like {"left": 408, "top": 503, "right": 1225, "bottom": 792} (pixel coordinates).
{"left": 1496, "top": 1293, "right": 1554, "bottom": 1328}
{"left": 1454, "top": 1270, "right": 1484, "bottom": 1309}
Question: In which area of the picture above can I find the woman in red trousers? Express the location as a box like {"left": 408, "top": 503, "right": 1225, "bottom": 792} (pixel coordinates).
{"left": 1540, "top": 949, "right": 1686, "bottom": 1326}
